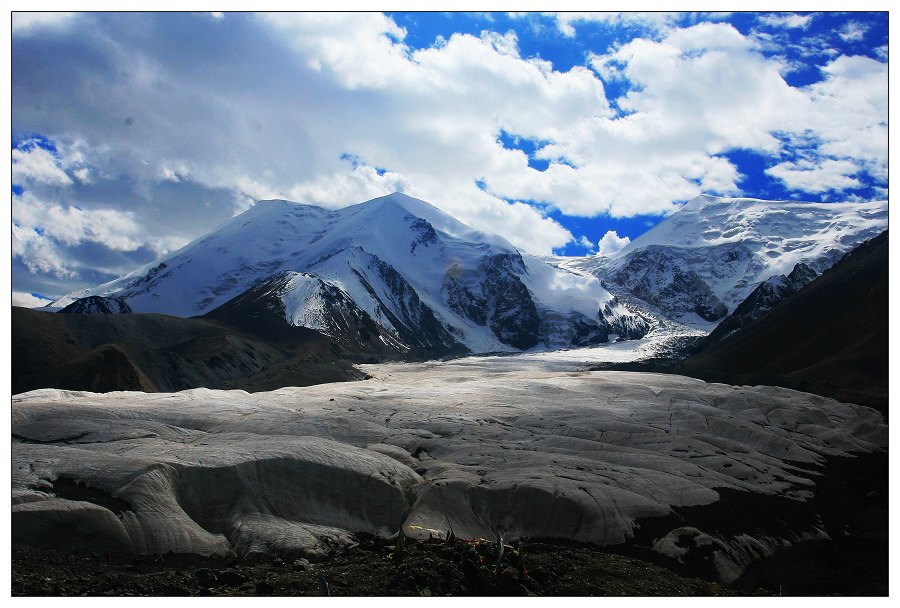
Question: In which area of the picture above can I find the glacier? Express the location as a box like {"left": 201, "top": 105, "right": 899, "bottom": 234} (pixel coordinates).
{"left": 12, "top": 350, "right": 886, "bottom": 583}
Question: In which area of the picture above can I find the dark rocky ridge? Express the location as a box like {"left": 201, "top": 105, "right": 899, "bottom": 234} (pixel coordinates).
{"left": 704, "top": 261, "right": 818, "bottom": 346}
{"left": 12, "top": 306, "right": 367, "bottom": 394}
{"left": 678, "top": 230, "right": 888, "bottom": 413}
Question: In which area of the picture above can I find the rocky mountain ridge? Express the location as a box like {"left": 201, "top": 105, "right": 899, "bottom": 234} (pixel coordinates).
{"left": 50, "top": 193, "right": 650, "bottom": 356}
{"left": 48, "top": 193, "right": 887, "bottom": 357}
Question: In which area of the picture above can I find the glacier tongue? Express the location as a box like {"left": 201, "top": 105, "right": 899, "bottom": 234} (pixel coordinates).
{"left": 12, "top": 358, "right": 886, "bottom": 580}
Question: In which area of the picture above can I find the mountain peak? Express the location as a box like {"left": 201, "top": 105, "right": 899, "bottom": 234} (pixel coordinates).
{"left": 352, "top": 191, "right": 444, "bottom": 218}
{"left": 679, "top": 194, "right": 722, "bottom": 213}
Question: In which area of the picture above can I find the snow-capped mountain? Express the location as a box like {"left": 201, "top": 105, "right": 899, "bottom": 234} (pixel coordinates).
{"left": 58, "top": 295, "right": 132, "bottom": 314}
{"left": 53, "top": 193, "right": 648, "bottom": 354}
{"left": 565, "top": 195, "right": 888, "bottom": 328}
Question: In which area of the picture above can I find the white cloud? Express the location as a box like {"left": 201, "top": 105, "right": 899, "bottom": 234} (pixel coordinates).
{"left": 801, "top": 55, "right": 887, "bottom": 177}
{"left": 12, "top": 144, "right": 73, "bottom": 186}
{"left": 579, "top": 23, "right": 885, "bottom": 208}
{"left": 12, "top": 291, "right": 52, "bottom": 308}
{"left": 286, "top": 165, "right": 410, "bottom": 209}
{"left": 838, "top": 21, "right": 868, "bottom": 42}
{"left": 10, "top": 12, "right": 887, "bottom": 295}
{"left": 11, "top": 190, "right": 170, "bottom": 282}
{"left": 765, "top": 159, "right": 861, "bottom": 193}
{"left": 12, "top": 12, "right": 78, "bottom": 35}
{"left": 665, "top": 22, "right": 756, "bottom": 52}
{"left": 597, "top": 230, "right": 631, "bottom": 255}
{"left": 546, "top": 12, "right": 682, "bottom": 38}
{"left": 13, "top": 196, "right": 144, "bottom": 252}
{"left": 262, "top": 12, "right": 412, "bottom": 89}
{"left": 577, "top": 235, "right": 594, "bottom": 251}
{"left": 12, "top": 222, "right": 73, "bottom": 278}
{"left": 757, "top": 13, "right": 813, "bottom": 29}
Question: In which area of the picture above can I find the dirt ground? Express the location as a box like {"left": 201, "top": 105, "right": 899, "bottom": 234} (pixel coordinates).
{"left": 11, "top": 535, "right": 743, "bottom": 597}
{"left": 11, "top": 451, "right": 886, "bottom": 597}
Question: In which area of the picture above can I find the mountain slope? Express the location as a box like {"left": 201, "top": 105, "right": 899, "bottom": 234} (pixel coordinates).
{"left": 566, "top": 195, "right": 887, "bottom": 328}
{"left": 202, "top": 270, "right": 413, "bottom": 355}
{"left": 59, "top": 296, "right": 132, "bottom": 314}
{"left": 12, "top": 306, "right": 367, "bottom": 394}
{"left": 677, "top": 230, "right": 888, "bottom": 413}
{"left": 704, "top": 262, "right": 818, "bottom": 346}
{"left": 52, "top": 192, "right": 647, "bottom": 354}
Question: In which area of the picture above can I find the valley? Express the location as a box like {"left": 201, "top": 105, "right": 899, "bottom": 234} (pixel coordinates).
{"left": 12, "top": 342, "right": 887, "bottom": 594}
{"left": 11, "top": 193, "right": 889, "bottom": 596}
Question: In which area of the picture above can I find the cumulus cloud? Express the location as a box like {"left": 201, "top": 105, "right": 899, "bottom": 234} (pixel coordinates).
{"left": 838, "top": 21, "right": 868, "bottom": 43}
{"left": 597, "top": 230, "right": 631, "bottom": 255}
{"left": 757, "top": 13, "right": 813, "bottom": 29}
{"left": 580, "top": 22, "right": 885, "bottom": 212}
{"left": 12, "top": 190, "right": 183, "bottom": 284}
{"left": 12, "top": 142, "right": 73, "bottom": 186}
{"left": 12, "top": 291, "right": 53, "bottom": 308}
{"left": 10, "top": 12, "right": 887, "bottom": 298}
{"left": 13, "top": 191, "right": 145, "bottom": 252}
{"left": 801, "top": 55, "right": 888, "bottom": 178}
{"left": 765, "top": 159, "right": 861, "bottom": 193}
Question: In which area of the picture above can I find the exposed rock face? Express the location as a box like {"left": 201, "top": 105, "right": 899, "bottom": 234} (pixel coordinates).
{"left": 479, "top": 254, "right": 541, "bottom": 350}
{"left": 59, "top": 296, "right": 132, "bottom": 314}
{"left": 12, "top": 360, "right": 886, "bottom": 581}
{"left": 443, "top": 253, "right": 543, "bottom": 350}
{"left": 602, "top": 299, "right": 655, "bottom": 340}
{"left": 50, "top": 193, "right": 648, "bottom": 355}
{"left": 408, "top": 217, "right": 438, "bottom": 254}
{"left": 606, "top": 246, "right": 730, "bottom": 322}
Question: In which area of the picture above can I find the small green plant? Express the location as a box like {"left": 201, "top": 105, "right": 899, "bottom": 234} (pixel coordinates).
{"left": 392, "top": 527, "right": 406, "bottom": 563}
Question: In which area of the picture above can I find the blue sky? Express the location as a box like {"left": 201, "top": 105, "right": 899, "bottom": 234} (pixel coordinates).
{"left": 10, "top": 11, "right": 888, "bottom": 304}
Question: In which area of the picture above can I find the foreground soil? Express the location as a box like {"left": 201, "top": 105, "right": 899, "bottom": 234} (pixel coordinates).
{"left": 12, "top": 536, "right": 743, "bottom": 597}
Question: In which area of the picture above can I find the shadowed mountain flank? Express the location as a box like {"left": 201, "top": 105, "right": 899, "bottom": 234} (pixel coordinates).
{"left": 12, "top": 306, "right": 367, "bottom": 394}
{"left": 677, "top": 230, "right": 888, "bottom": 413}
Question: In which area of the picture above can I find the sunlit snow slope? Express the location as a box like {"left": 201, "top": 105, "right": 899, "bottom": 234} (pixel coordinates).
{"left": 566, "top": 195, "right": 887, "bottom": 328}
{"left": 53, "top": 193, "right": 646, "bottom": 354}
